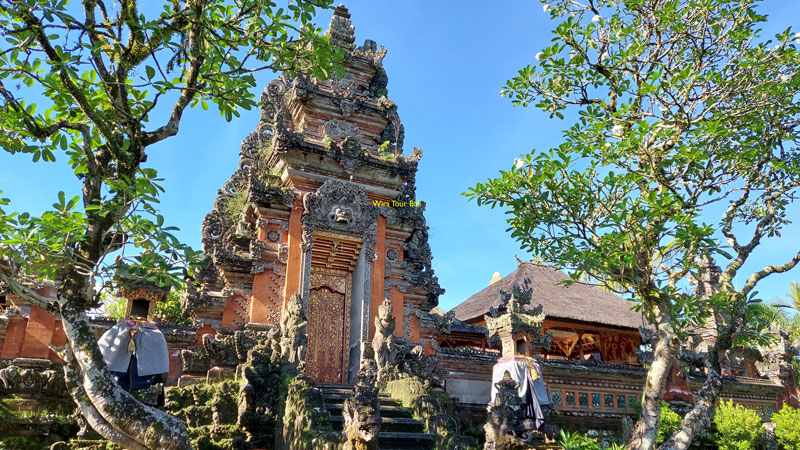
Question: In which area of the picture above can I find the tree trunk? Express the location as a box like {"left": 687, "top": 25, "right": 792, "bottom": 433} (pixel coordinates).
{"left": 59, "top": 345, "right": 149, "bottom": 450}
{"left": 58, "top": 273, "right": 192, "bottom": 450}
{"left": 658, "top": 308, "right": 740, "bottom": 449}
{"left": 657, "top": 368, "right": 722, "bottom": 450}
{"left": 628, "top": 315, "right": 678, "bottom": 450}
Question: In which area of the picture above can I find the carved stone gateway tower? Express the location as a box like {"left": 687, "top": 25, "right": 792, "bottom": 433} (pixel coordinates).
{"left": 183, "top": 5, "right": 443, "bottom": 385}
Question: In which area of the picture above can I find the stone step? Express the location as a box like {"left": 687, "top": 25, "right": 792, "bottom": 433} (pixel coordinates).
{"left": 325, "top": 402, "right": 414, "bottom": 418}
{"left": 331, "top": 431, "right": 435, "bottom": 450}
{"left": 322, "top": 392, "right": 402, "bottom": 406}
{"left": 319, "top": 387, "right": 353, "bottom": 395}
{"left": 330, "top": 415, "right": 425, "bottom": 433}
{"left": 319, "top": 383, "right": 432, "bottom": 448}
{"left": 378, "top": 431, "right": 436, "bottom": 450}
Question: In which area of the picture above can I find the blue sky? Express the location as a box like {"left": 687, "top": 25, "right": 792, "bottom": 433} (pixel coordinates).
{"left": 2, "top": 1, "right": 800, "bottom": 312}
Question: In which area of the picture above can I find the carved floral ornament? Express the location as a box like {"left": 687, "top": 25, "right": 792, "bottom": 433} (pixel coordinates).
{"left": 116, "top": 287, "right": 167, "bottom": 303}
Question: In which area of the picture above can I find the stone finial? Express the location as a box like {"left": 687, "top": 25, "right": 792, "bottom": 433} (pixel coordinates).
{"left": 485, "top": 282, "right": 551, "bottom": 357}
{"left": 693, "top": 256, "right": 722, "bottom": 299}
{"left": 326, "top": 4, "right": 356, "bottom": 51}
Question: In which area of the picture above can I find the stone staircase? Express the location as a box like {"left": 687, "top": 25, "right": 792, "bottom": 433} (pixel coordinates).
{"left": 319, "top": 384, "right": 435, "bottom": 450}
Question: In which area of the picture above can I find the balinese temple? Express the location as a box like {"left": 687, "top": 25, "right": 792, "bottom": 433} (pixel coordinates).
{"left": 442, "top": 261, "right": 800, "bottom": 428}
{"left": 180, "top": 5, "right": 443, "bottom": 386}
{"left": 0, "top": 5, "right": 798, "bottom": 446}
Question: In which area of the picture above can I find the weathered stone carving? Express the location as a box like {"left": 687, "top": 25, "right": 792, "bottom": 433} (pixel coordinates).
{"left": 756, "top": 328, "right": 799, "bottom": 384}
{"left": 179, "top": 347, "right": 211, "bottom": 375}
{"left": 341, "top": 356, "right": 382, "bottom": 450}
{"left": 132, "top": 382, "right": 164, "bottom": 407}
{"left": 430, "top": 309, "right": 455, "bottom": 334}
{"left": 397, "top": 344, "right": 447, "bottom": 388}
{"left": 484, "top": 371, "right": 543, "bottom": 450}
{"left": 372, "top": 298, "right": 446, "bottom": 387}
{"left": 237, "top": 338, "right": 281, "bottom": 448}
{"left": 280, "top": 293, "right": 308, "bottom": 369}
{"left": 202, "top": 333, "right": 240, "bottom": 367}
{"left": 412, "top": 393, "right": 476, "bottom": 450}
{"left": 279, "top": 375, "right": 339, "bottom": 450}
{"left": 324, "top": 119, "right": 363, "bottom": 142}
{"left": 402, "top": 227, "right": 444, "bottom": 310}
{"left": 303, "top": 179, "right": 379, "bottom": 235}
{"left": 353, "top": 38, "right": 387, "bottom": 71}
{"left": 372, "top": 298, "right": 400, "bottom": 383}
{"left": 164, "top": 379, "right": 241, "bottom": 447}
{"left": 383, "top": 376, "right": 476, "bottom": 450}
{"left": 234, "top": 329, "right": 270, "bottom": 362}
{"left": 0, "top": 364, "right": 66, "bottom": 396}
{"left": 329, "top": 136, "right": 365, "bottom": 174}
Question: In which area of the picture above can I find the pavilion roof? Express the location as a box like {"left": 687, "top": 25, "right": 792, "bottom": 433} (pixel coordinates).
{"left": 450, "top": 262, "right": 647, "bottom": 330}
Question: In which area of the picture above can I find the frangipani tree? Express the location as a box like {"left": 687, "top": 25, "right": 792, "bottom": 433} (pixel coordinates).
{"left": 467, "top": 1, "right": 800, "bottom": 449}
{"left": 0, "top": 0, "right": 342, "bottom": 448}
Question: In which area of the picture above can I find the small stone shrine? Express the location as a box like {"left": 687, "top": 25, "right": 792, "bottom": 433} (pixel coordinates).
{"left": 97, "top": 280, "right": 170, "bottom": 393}
{"left": 483, "top": 281, "right": 553, "bottom": 447}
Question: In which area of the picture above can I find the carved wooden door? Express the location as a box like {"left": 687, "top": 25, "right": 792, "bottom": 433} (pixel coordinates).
{"left": 307, "top": 270, "right": 351, "bottom": 384}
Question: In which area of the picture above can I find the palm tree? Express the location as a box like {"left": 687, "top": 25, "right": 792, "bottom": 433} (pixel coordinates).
{"left": 774, "top": 281, "right": 800, "bottom": 313}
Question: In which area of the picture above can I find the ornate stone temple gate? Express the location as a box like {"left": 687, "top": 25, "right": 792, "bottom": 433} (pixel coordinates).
{"left": 180, "top": 5, "right": 445, "bottom": 385}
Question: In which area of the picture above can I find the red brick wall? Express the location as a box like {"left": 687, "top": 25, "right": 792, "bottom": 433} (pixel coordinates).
{"left": 20, "top": 305, "right": 55, "bottom": 359}
{"left": 48, "top": 319, "right": 67, "bottom": 362}
{"left": 221, "top": 295, "right": 250, "bottom": 329}
{"left": 0, "top": 315, "right": 26, "bottom": 359}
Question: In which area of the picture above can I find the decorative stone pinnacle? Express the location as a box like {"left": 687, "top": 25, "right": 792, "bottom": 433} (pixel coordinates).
{"left": 334, "top": 4, "right": 351, "bottom": 19}
{"left": 327, "top": 4, "right": 356, "bottom": 50}
{"left": 485, "top": 281, "right": 551, "bottom": 357}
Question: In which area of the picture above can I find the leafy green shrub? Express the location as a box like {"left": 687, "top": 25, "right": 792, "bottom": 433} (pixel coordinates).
{"left": 99, "top": 290, "right": 190, "bottom": 326}
{"left": 714, "top": 400, "right": 763, "bottom": 450}
{"left": 153, "top": 291, "right": 191, "bottom": 326}
{"left": 377, "top": 140, "right": 396, "bottom": 161}
{"left": 221, "top": 190, "right": 248, "bottom": 222}
{"left": 772, "top": 405, "right": 800, "bottom": 449}
{"left": 558, "top": 430, "right": 601, "bottom": 450}
{"left": 657, "top": 402, "right": 683, "bottom": 444}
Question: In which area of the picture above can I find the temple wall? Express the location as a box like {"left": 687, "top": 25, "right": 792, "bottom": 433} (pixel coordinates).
{"left": 437, "top": 349, "right": 497, "bottom": 405}
{"left": 0, "top": 309, "right": 199, "bottom": 386}
{"left": 435, "top": 345, "right": 790, "bottom": 426}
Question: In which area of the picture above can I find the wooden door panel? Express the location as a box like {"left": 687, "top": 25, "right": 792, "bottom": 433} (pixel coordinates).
{"left": 307, "top": 270, "right": 350, "bottom": 384}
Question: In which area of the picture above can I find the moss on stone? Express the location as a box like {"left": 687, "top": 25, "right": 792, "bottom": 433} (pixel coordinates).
{"left": 384, "top": 377, "right": 479, "bottom": 450}
{"left": 164, "top": 380, "right": 243, "bottom": 449}
{"left": 0, "top": 412, "right": 79, "bottom": 450}
{"left": 384, "top": 377, "right": 427, "bottom": 408}
{"left": 277, "top": 374, "right": 337, "bottom": 450}
{"left": 60, "top": 439, "right": 123, "bottom": 450}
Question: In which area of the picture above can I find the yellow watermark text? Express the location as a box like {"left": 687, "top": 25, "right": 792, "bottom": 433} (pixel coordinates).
{"left": 371, "top": 199, "right": 422, "bottom": 208}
